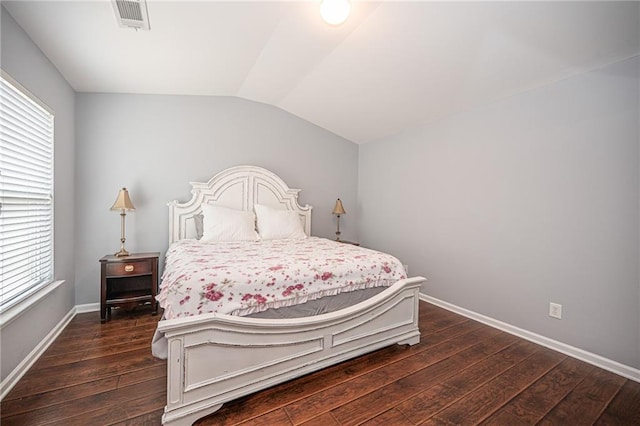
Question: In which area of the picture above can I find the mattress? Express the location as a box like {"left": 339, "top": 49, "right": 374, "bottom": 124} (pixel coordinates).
{"left": 156, "top": 237, "right": 407, "bottom": 319}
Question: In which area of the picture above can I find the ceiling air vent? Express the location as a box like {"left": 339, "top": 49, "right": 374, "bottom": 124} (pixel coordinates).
{"left": 112, "top": 0, "right": 150, "bottom": 30}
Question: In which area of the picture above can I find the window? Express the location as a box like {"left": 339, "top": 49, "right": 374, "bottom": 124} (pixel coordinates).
{"left": 0, "top": 71, "right": 54, "bottom": 312}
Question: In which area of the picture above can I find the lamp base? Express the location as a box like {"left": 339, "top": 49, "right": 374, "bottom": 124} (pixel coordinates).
{"left": 115, "top": 248, "right": 130, "bottom": 257}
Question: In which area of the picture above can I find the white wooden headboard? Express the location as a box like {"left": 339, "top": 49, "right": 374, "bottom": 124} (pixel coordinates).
{"left": 168, "top": 165, "right": 312, "bottom": 244}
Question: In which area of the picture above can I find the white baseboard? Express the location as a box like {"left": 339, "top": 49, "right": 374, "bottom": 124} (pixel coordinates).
{"left": 0, "top": 306, "right": 77, "bottom": 400}
{"left": 75, "top": 302, "right": 100, "bottom": 314}
{"left": 420, "top": 293, "right": 640, "bottom": 383}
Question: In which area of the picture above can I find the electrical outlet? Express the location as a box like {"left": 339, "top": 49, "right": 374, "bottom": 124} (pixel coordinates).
{"left": 549, "top": 302, "right": 562, "bottom": 319}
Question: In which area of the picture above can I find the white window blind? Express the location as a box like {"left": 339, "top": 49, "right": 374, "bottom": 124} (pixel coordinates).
{"left": 0, "top": 71, "right": 54, "bottom": 312}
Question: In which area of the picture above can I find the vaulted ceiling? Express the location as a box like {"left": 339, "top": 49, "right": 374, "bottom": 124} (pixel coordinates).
{"left": 4, "top": 1, "right": 639, "bottom": 143}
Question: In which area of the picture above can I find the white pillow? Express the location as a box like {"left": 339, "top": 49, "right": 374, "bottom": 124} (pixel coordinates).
{"left": 200, "top": 204, "right": 260, "bottom": 242}
{"left": 254, "top": 204, "right": 307, "bottom": 240}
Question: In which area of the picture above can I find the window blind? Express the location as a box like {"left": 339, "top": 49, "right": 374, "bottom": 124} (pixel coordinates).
{"left": 0, "top": 72, "right": 54, "bottom": 312}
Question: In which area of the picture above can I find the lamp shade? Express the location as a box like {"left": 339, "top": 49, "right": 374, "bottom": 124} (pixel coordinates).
{"left": 332, "top": 198, "right": 346, "bottom": 215}
{"left": 110, "top": 188, "right": 136, "bottom": 211}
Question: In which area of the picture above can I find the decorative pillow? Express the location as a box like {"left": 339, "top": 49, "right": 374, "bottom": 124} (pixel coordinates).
{"left": 200, "top": 204, "right": 260, "bottom": 242}
{"left": 254, "top": 204, "right": 307, "bottom": 240}
{"left": 193, "top": 213, "right": 204, "bottom": 240}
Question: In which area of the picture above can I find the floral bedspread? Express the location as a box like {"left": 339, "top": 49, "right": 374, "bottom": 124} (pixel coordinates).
{"left": 157, "top": 237, "right": 407, "bottom": 319}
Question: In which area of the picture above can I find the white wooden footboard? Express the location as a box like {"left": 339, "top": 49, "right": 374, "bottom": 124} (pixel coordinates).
{"left": 157, "top": 276, "right": 425, "bottom": 426}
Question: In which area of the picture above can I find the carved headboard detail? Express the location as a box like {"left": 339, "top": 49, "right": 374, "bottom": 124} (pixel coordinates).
{"left": 168, "top": 165, "right": 312, "bottom": 244}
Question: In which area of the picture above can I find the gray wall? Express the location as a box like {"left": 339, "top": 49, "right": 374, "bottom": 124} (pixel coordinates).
{"left": 74, "top": 94, "right": 358, "bottom": 304}
{"left": 0, "top": 8, "right": 76, "bottom": 382}
{"left": 358, "top": 56, "right": 640, "bottom": 368}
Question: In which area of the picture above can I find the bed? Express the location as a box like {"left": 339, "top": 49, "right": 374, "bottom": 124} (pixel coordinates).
{"left": 154, "top": 165, "right": 426, "bottom": 425}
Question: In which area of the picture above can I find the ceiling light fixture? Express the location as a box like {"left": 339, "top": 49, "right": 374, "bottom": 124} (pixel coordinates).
{"left": 320, "top": 0, "right": 351, "bottom": 26}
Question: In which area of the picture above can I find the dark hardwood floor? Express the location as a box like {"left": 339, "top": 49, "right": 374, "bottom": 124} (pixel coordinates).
{"left": 2, "top": 302, "right": 639, "bottom": 425}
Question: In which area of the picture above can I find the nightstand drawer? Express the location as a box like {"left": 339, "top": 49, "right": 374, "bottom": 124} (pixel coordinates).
{"left": 106, "top": 260, "right": 152, "bottom": 277}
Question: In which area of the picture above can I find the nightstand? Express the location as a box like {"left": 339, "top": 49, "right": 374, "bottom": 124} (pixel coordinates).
{"left": 338, "top": 240, "right": 360, "bottom": 246}
{"left": 99, "top": 252, "right": 159, "bottom": 322}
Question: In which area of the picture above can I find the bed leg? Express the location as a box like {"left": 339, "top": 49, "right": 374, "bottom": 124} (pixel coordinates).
{"left": 396, "top": 334, "right": 420, "bottom": 346}
{"left": 162, "top": 403, "right": 223, "bottom": 426}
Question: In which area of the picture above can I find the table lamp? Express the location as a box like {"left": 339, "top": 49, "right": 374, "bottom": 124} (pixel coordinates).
{"left": 332, "top": 198, "right": 346, "bottom": 241}
{"left": 111, "top": 187, "right": 136, "bottom": 257}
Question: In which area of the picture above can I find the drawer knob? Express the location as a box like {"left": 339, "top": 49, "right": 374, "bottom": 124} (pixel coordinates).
{"left": 124, "top": 265, "right": 134, "bottom": 272}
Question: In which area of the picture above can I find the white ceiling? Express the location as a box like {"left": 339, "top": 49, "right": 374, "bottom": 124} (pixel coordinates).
{"left": 4, "top": 1, "right": 639, "bottom": 144}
